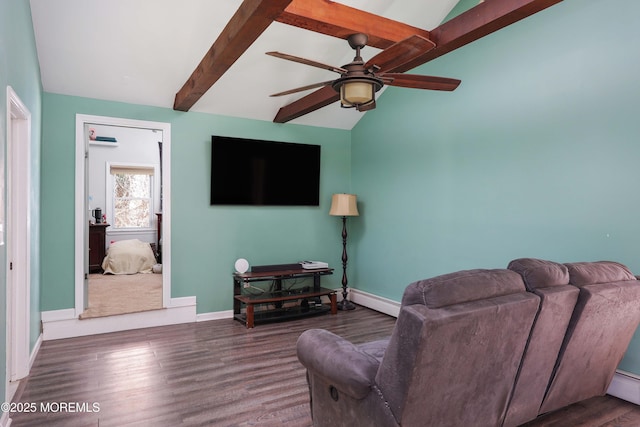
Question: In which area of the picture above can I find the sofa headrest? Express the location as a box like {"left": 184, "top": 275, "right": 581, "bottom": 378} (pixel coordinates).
{"left": 507, "top": 258, "right": 570, "bottom": 291}
{"left": 402, "top": 269, "right": 526, "bottom": 309}
{"left": 564, "top": 261, "right": 636, "bottom": 287}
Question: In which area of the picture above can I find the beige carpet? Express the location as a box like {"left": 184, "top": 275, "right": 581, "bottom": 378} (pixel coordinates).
{"left": 80, "top": 273, "right": 163, "bottom": 319}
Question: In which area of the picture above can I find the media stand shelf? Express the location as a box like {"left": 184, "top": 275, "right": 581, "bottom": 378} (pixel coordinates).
{"left": 233, "top": 268, "right": 336, "bottom": 329}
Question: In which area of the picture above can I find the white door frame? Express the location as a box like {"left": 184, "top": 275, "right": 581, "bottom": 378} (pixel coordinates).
{"left": 74, "top": 114, "right": 171, "bottom": 316}
{"left": 5, "top": 86, "right": 32, "bottom": 386}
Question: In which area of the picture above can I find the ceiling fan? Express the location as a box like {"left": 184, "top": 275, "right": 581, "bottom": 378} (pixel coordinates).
{"left": 266, "top": 33, "right": 461, "bottom": 113}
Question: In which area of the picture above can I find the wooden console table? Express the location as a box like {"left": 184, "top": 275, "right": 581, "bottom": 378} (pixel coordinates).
{"left": 233, "top": 268, "right": 336, "bottom": 328}
{"left": 88, "top": 223, "right": 110, "bottom": 273}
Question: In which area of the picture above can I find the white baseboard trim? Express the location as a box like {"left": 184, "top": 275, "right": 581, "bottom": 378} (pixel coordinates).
{"left": 29, "top": 333, "right": 42, "bottom": 371}
{"left": 345, "top": 288, "right": 400, "bottom": 318}
{"left": 5, "top": 333, "right": 43, "bottom": 409}
{"left": 170, "top": 296, "right": 197, "bottom": 307}
{"left": 41, "top": 297, "right": 197, "bottom": 340}
{"left": 197, "top": 310, "right": 234, "bottom": 322}
{"left": 607, "top": 370, "right": 640, "bottom": 404}
{"left": 41, "top": 308, "right": 75, "bottom": 323}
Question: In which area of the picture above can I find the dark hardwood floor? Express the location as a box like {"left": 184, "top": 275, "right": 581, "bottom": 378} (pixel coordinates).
{"left": 521, "top": 396, "right": 640, "bottom": 427}
{"left": 10, "top": 306, "right": 394, "bottom": 427}
{"left": 9, "top": 306, "right": 640, "bottom": 426}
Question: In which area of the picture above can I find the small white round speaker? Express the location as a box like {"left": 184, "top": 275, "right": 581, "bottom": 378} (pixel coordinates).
{"left": 234, "top": 258, "right": 249, "bottom": 273}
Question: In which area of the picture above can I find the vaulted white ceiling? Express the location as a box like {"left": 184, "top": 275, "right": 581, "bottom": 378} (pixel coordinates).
{"left": 29, "top": 0, "right": 461, "bottom": 130}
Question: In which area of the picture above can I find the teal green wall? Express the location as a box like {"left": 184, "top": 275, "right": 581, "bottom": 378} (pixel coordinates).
{"left": 351, "top": 0, "right": 640, "bottom": 373}
{"left": 0, "top": 0, "right": 42, "bottom": 400}
{"left": 40, "top": 94, "right": 351, "bottom": 313}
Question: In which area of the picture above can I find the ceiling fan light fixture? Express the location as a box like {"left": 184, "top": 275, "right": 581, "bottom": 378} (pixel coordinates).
{"left": 333, "top": 76, "right": 383, "bottom": 110}
{"left": 342, "top": 80, "right": 374, "bottom": 106}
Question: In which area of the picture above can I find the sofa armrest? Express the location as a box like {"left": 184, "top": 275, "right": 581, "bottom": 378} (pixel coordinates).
{"left": 297, "top": 329, "right": 382, "bottom": 399}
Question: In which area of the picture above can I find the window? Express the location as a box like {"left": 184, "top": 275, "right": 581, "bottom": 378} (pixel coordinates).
{"left": 109, "top": 164, "right": 155, "bottom": 229}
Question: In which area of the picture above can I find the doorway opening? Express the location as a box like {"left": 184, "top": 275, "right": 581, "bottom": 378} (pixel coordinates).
{"left": 74, "top": 115, "right": 171, "bottom": 319}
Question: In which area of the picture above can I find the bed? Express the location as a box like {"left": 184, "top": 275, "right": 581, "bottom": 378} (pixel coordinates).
{"left": 101, "top": 239, "right": 157, "bottom": 275}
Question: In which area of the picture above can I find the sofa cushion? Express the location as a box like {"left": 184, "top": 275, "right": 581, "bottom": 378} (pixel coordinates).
{"left": 401, "top": 269, "right": 526, "bottom": 309}
{"left": 508, "top": 258, "right": 570, "bottom": 290}
{"left": 503, "top": 258, "right": 579, "bottom": 426}
{"left": 565, "top": 261, "right": 635, "bottom": 287}
{"left": 537, "top": 261, "right": 639, "bottom": 414}
{"left": 379, "top": 291, "right": 539, "bottom": 426}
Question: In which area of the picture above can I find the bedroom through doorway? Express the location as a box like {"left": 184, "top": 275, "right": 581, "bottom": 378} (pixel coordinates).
{"left": 75, "top": 115, "right": 171, "bottom": 320}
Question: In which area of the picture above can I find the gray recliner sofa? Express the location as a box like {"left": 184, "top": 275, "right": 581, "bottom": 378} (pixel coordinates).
{"left": 297, "top": 269, "right": 540, "bottom": 427}
{"left": 297, "top": 260, "right": 640, "bottom": 427}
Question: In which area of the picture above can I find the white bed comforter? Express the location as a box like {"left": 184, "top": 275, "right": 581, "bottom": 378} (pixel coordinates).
{"left": 101, "top": 239, "right": 156, "bottom": 275}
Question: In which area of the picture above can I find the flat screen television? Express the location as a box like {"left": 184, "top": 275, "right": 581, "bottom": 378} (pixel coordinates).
{"left": 210, "top": 136, "right": 321, "bottom": 206}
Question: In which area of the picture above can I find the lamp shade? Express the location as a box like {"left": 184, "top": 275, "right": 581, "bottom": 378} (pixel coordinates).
{"left": 341, "top": 81, "right": 374, "bottom": 106}
{"left": 329, "top": 193, "right": 359, "bottom": 217}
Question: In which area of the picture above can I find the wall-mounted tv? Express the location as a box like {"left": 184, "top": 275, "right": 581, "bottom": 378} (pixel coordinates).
{"left": 210, "top": 136, "right": 321, "bottom": 206}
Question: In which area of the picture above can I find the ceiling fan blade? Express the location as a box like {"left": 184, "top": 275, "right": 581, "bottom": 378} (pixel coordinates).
{"left": 266, "top": 51, "right": 347, "bottom": 74}
{"left": 365, "top": 35, "right": 436, "bottom": 73}
{"left": 273, "top": 86, "right": 339, "bottom": 123}
{"left": 270, "top": 80, "right": 334, "bottom": 97}
{"left": 379, "top": 73, "right": 461, "bottom": 91}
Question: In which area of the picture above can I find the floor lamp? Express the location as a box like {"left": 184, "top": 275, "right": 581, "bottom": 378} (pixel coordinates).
{"left": 329, "top": 193, "right": 359, "bottom": 310}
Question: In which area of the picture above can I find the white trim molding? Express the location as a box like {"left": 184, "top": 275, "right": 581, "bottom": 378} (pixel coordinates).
{"left": 5, "top": 333, "right": 43, "bottom": 413}
{"left": 5, "top": 86, "right": 32, "bottom": 390}
{"left": 340, "top": 288, "right": 400, "bottom": 318}
{"left": 41, "top": 297, "right": 196, "bottom": 340}
{"left": 607, "top": 370, "right": 640, "bottom": 404}
{"left": 197, "top": 310, "right": 234, "bottom": 322}
{"left": 29, "top": 334, "right": 42, "bottom": 371}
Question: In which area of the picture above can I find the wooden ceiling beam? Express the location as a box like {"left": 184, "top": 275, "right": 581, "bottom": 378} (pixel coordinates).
{"left": 173, "top": 0, "right": 293, "bottom": 112}
{"left": 394, "top": 0, "right": 564, "bottom": 73}
{"left": 276, "top": 0, "right": 431, "bottom": 50}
